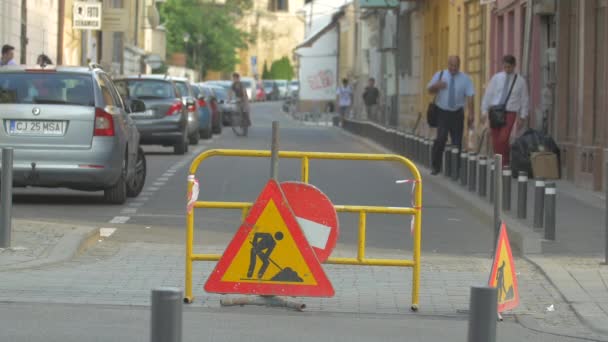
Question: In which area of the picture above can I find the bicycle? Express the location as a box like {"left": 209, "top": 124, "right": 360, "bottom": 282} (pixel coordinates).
{"left": 231, "top": 99, "right": 249, "bottom": 137}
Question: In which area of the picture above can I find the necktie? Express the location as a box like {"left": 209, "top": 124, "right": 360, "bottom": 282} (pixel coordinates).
{"left": 448, "top": 76, "right": 456, "bottom": 108}
{"left": 500, "top": 74, "right": 511, "bottom": 104}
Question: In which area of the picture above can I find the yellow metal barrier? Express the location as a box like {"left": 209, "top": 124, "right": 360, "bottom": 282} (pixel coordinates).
{"left": 185, "top": 149, "right": 423, "bottom": 311}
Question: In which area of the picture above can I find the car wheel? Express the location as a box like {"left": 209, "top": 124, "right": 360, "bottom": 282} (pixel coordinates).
{"left": 127, "top": 147, "right": 146, "bottom": 198}
{"left": 189, "top": 129, "right": 200, "bottom": 145}
{"left": 213, "top": 115, "right": 222, "bottom": 134}
{"left": 201, "top": 126, "right": 212, "bottom": 139}
{"left": 104, "top": 159, "right": 127, "bottom": 204}
{"left": 174, "top": 134, "right": 188, "bottom": 155}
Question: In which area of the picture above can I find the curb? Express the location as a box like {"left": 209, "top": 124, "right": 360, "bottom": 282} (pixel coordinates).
{"left": 0, "top": 223, "right": 99, "bottom": 272}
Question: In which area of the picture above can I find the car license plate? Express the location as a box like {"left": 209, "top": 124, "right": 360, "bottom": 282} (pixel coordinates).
{"left": 8, "top": 120, "right": 66, "bottom": 136}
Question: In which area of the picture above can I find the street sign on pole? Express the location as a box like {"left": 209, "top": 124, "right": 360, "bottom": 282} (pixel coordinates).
{"left": 281, "top": 181, "right": 339, "bottom": 263}
{"left": 73, "top": 2, "right": 102, "bottom": 30}
{"left": 205, "top": 179, "right": 334, "bottom": 297}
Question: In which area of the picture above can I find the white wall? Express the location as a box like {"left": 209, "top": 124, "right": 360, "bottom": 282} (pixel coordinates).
{"left": 301, "top": 0, "right": 351, "bottom": 38}
{"left": 0, "top": 0, "right": 59, "bottom": 64}
{"left": 296, "top": 27, "right": 338, "bottom": 101}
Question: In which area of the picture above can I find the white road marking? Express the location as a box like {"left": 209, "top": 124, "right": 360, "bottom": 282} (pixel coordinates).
{"left": 137, "top": 197, "right": 149, "bottom": 202}
{"left": 158, "top": 177, "right": 169, "bottom": 181}
{"left": 109, "top": 216, "right": 130, "bottom": 224}
{"left": 146, "top": 187, "right": 160, "bottom": 191}
{"left": 448, "top": 218, "right": 461, "bottom": 222}
{"left": 99, "top": 228, "right": 117, "bottom": 237}
{"left": 129, "top": 202, "right": 145, "bottom": 207}
{"left": 140, "top": 191, "right": 154, "bottom": 197}
{"left": 153, "top": 182, "right": 165, "bottom": 187}
{"left": 296, "top": 217, "right": 331, "bottom": 250}
{"left": 121, "top": 208, "right": 137, "bottom": 214}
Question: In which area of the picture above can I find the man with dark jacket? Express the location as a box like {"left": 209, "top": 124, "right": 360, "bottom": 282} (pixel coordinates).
{"left": 362, "top": 78, "right": 380, "bottom": 121}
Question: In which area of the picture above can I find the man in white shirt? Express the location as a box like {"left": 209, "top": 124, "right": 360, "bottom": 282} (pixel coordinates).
{"left": 0, "top": 45, "right": 17, "bottom": 66}
{"left": 481, "top": 55, "right": 529, "bottom": 167}
{"left": 336, "top": 78, "right": 352, "bottom": 125}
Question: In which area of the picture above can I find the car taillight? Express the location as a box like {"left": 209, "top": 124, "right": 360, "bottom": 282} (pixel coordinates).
{"left": 198, "top": 99, "right": 207, "bottom": 108}
{"left": 166, "top": 101, "right": 183, "bottom": 116}
{"left": 94, "top": 108, "right": 115, "bottom": 136}
{"left": 188, "top": 104, "right": 196, "bottom": 112}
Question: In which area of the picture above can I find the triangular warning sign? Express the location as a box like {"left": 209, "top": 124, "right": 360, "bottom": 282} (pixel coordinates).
{"left": 205, "top": 179, "right": 334, "bottom": 297}
{"left": 488, "top": 223, "right": 519, "bottom": 313}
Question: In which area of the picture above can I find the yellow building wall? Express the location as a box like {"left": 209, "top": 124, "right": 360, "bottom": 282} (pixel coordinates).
{"left": 61, "top": 0, "right": 83, "bottom": 66}
{"left": 421, "top": 0, "right": 450, "bottom": 114}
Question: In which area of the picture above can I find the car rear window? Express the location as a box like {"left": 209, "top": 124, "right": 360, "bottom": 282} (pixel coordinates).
{"left": 175, "top": 82, "right": 190, "bottom": 98}
{"left": 0, "top": 72, "right": 94, "bottom": 106}
{"left": 213, "top": 88, "right": 227, "bottom": 100}
{"left": 114, "top": 79, "right": 175, "bottom": 99}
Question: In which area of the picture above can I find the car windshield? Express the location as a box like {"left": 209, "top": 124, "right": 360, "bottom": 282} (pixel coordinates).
{"left": 0, "top": 72, "right": 94, "bottom": 106}
{"left": 263, "top": 81, "right": 274, "bottom": 87}
{"left": 114, "top": 80, "right": 175, "bottom": 99}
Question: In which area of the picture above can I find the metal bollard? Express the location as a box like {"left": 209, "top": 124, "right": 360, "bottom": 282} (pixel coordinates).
{"left": 468, "top": 153, "right": 477, "bottom": 192}
{"left": 478, "top": 156, "right": 487, "bottom": 197}
{"left": 489, "top": 160, "right": 495, "bottom": 203}
{"left": 460, "top": 152, "right": 468, "bottom": 186}
{"left": 544, "top": 182, "right": 556, "bottom": 241}
{"left": 533, "top": 179, "right": 545, "bottom": 229}
{"left": 444, "top": 145, "right": 452, "bottom": 177}
{"left": 451, "top": 147, "right": 460, "bottom": 181}
{"left": 426, "top": 139, "right": 433, "bottom": 169}
{"left": 494, "top": 155, "right": 503, "bottom": 251}
{"left": 517, "top": 171, "right": 528, "bottom": 219}
{"left": 150, "top": 287, "right": 183, "bottom": 342}
{"left": 467, "top": 286, "right": 498, "bottom": 342}
{"left": 1, "top": 148, "right": 14, "bottom": 248}
{"left": 502, "top": 167, "right": 512, "bottom": 211}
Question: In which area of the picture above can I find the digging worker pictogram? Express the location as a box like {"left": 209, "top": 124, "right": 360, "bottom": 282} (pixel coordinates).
{"left": 247, "top": 232, "right": 284, "bottom": 279}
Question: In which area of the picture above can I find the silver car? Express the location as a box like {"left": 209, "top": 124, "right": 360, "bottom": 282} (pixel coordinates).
{"left": 0, "top": 65, "right": 147, "bottom": 204}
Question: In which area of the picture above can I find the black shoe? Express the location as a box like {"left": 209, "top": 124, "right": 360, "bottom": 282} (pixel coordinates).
{"left": 430, "top": 170, "right": 440, "bottom": 176}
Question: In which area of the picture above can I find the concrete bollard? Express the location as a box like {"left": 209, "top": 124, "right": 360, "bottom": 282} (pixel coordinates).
{"left": 502, "top": 167, "right": 512, "bottom": 211}
{"left": 468, "top": 153, "right": 477, "bottom": 192}
{"left": 460, "top": 152, "right": 468, "bottom": 186}
{"left": 427, "top": 139, "right": 433, "bottom": 169}
{"left": 467, "top": 286, "right": 498, "bottom": 342}
{"left": 517, "top": 171, "right": 528, "bottom": 219}
{"left": 444, "top": 145, "right": 452, "bottom": 177}
{"left": 150, "top": 287, "right": 183, "bottom": 342}
{"left": 489, "top": 160, "right": 495, "bottom": 203}
{"left": 544, "top": 182, "right": 556, "bottom": 241}
{"left": 478, "top": 156, "right": 487, "bottom": 197}
{"left": 533, "top": 179, "right": 545, "bottom": 229}
{"left": 451, "top": 147, "right": 460, "bottom": 181}
{"left": 1, "top": 148, "right": 14, "bottom": 248}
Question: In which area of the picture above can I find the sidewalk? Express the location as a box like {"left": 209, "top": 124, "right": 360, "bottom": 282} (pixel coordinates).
{"left": 340, "top": 119, "right": 608, "bottom": 335}
{"left": 0, "top": 220, "right": 98, "bottom": 271}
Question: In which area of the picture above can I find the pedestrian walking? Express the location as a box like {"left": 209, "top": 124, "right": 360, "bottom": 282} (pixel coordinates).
{"left": 1, "top": 45, "right": 17, "bottom": 66}
{"left": 336, "top": 79, "right": 353, "bottom": 125}
{"left": 362, "top": 77, "right": 380, "bottom": 121}
{"left": 481, "top": 55, "right": 529, "bottom": 167}
{"left": 427, "top": 56, "right": 475, "bottom": 175}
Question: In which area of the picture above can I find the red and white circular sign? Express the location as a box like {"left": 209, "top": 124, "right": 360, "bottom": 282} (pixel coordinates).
{"left": 281, "top": 182, "right": 339, "bottom": 263}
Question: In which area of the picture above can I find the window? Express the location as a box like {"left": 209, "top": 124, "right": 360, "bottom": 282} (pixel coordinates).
{"left": 99, "top": 74, "right": 120, "bottom": 107}
{"left": 114, "top": 80, "right": 176, "bottom": 99}
{"left": 0, "top": 73, "right": 94, "bottom": 106}
{"left": 268, "top": 0, "right": 288, "bottom": 12}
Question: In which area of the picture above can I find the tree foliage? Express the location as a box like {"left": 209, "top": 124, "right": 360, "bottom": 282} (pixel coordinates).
{"left": 268, "top": 56, "right": 294, "bottom": 80}
{"left": 262, "top": 61, "right": 271, "bottom": 79}
{"left": 160, "top": 0, "right": 252, "bottom": 77}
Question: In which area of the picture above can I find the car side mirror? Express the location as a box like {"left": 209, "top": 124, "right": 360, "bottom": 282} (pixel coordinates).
{"left": 130, "top": 99, "right": 146, "bottom": 113}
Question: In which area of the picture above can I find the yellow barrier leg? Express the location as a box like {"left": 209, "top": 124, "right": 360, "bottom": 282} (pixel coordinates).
{"left": 411, "top": 184, "right": 423, "bottom": 312}
{"left": 357, "top": 211, "right": 366, "bottom": 262}
{"left": 185, "top": 180, "right": 195, "bottom": 304}
{"left": 301, "top": 156, "right": 309, "bottom": 183}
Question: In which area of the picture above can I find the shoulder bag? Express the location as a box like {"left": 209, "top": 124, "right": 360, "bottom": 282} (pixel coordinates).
{"left": 426, "top": 71, "right": 444, "bottom": 128}
{"left": 489, "top": 74, "right": 518, "bottom": 129}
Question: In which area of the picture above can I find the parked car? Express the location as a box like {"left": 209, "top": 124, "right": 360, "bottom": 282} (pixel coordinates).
{"left": 263, "top": 80, "right": 278, "bottom": 101}
{"left": 171, "top": 77, "right": 205, "bottom": 143}
{"left": 290, "top": 80, "right": 299, "bottom": 93}
{"left": 240, "top": 77, "right": 256, "bottom": 101}
{"left": 0, "top": 64, "right": 147, "bottom": 204}
{"left": 255, "top": 80, "right": 266, "bottom": 101}
{"left": 275, "top": 79, "right": 289, "bottom": 99}
{"left": 189, "top": 83, "right": 214, "bottom": 139}
{"left": 206, "top": 84, "right": 234, "bottom": 126}
{"left": 113, "top": 75, "right": 189, "bottom": 155}
{"left": 196, "top": 84, "right": 223, "bottom": 134}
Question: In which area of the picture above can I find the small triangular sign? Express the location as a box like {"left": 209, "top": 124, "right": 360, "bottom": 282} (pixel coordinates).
{"left": 205, "top": 179, "right": 335, "bottom": 297}
{"left": 488, "top": 223, "right": 520, "bottom": 313}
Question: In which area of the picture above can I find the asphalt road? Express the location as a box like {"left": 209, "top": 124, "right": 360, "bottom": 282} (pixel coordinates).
{"left": 0, "top": 302, "right": 584, "bottom": 342}
{"left": 12, "top": 102, "right": 494, "bottom": 255}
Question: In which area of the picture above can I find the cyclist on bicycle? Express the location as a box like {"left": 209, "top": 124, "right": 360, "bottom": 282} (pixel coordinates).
{"left": 230, "top": 72, "right": 251, "bottom": 127}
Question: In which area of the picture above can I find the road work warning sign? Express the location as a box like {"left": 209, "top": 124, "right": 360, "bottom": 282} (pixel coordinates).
{"left": 204, "top": 179, "right": 334, "bottom": 297}
{"left": 488, "top": 223, "right": 520, "bottom": 312}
